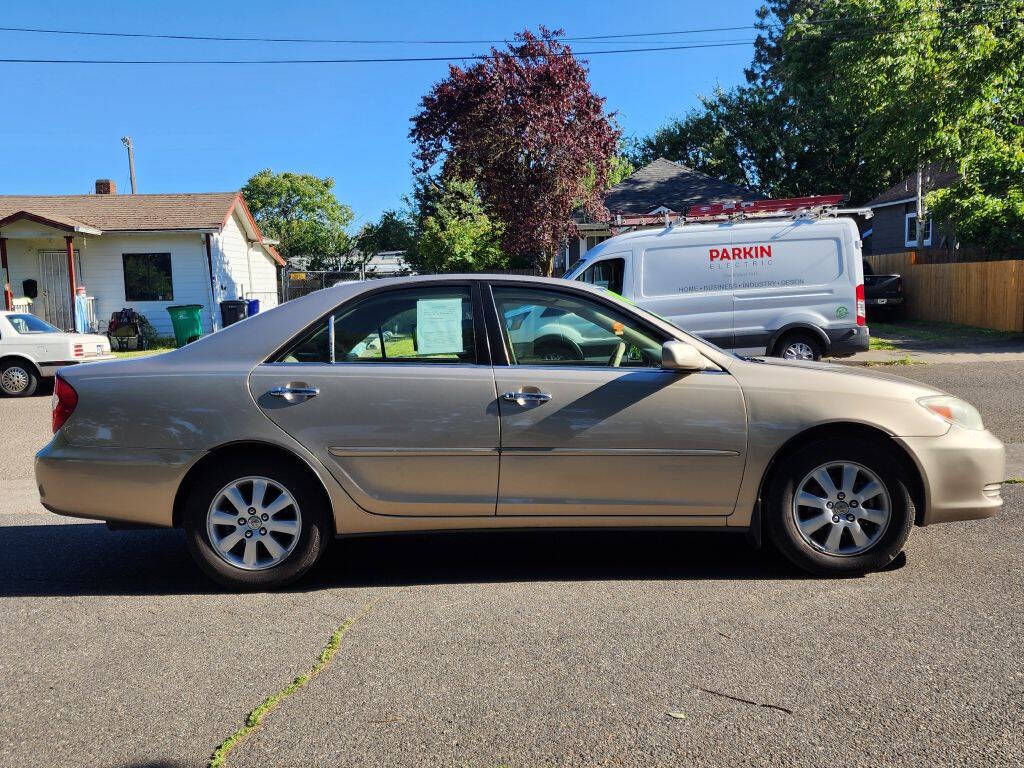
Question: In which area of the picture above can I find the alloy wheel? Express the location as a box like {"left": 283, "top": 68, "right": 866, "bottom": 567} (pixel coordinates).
{"left": 1, "top": 366, "right": 29, "bottom": 394}
{"left": 791, "top": 461, "right": 891, "bottom": 556}
{"left": 206, "top": 476, "right": 302, "bottom": 570}
{"left": 783, "top": 342, "right": 815, "bottom": 360}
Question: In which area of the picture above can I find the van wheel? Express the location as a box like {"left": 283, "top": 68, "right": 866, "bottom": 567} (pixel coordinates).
{"left": 0, "top": 359, "right": 39, "bottom": 397}
{"left": 775, "top": 332, "right": 823, "bottom": 361}
{"left": 765, "top": 438, "right": 913, "bottom": 576}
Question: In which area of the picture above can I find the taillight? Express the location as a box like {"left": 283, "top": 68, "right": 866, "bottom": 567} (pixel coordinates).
{"left": 73, "top": 344, "right": 84, "bottom": 358}
{"left": 52, "top": 375, "right": 78, "bottom": 433}
{"left": 855, "top": 283, "right": 866, "bottom": 326}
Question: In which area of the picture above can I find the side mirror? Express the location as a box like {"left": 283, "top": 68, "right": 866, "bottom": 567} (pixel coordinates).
{"left": 661, "top": 340, "right": 706, "bottom": 372}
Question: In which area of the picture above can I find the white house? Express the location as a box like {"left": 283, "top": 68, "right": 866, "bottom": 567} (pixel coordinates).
{"left": 0, "top": 179, "right": 284, "bottom": 336}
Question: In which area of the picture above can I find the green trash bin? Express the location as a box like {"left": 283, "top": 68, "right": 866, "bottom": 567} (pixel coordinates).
{"left": 166, "top": 304, "right": 204, "bottom": 347}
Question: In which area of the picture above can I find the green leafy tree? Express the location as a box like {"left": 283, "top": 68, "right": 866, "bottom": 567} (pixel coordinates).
{"left": 406, "top": 177, "right": 509, "bottom": 274}
{"left": 777, "top": 0, "right": 1024, "bottom": 250}
{"left": 351, "top": 210, "right": 416, "bottom": 275}
{"left": 242, "top": 170, "right": 354, "bottom": 270}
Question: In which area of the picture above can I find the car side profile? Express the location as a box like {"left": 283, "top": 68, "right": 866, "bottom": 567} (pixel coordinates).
{"left": 36, "top": 275, "right": 1004, "bottom": 588}
{"left": 0, "top": 310, "right": 113, "bottom": 397}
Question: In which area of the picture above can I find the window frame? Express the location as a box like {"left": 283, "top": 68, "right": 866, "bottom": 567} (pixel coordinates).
{"left": 266, "top": 281, "right": 490, "bottom": 366}
{"left": 904, "top": 213, "right": 932, "bottom": 247}
{"left": 482, "top": 281, "right": 672, "bottom": 369}
{"left": 122, "top": 252, "right": 174, "bottom": 302}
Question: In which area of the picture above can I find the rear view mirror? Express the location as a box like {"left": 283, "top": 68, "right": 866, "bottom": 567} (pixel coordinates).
{"left": 661, "top": 340, "right": 706, "bottom": 372}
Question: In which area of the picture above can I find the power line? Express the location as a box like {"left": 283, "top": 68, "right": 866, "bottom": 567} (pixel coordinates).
{"left": 0, "top": 40, "right": 758, "bottom": 65}
{"left": 0, "top": 2, "right": 1010, "bottom": 47}
{"left": 0, "top": 13, "right": 1015, "bottom": 66}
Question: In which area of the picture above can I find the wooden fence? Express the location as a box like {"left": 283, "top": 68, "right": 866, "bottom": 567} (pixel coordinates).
{"left": 865, "top": 252, "right": 1024, "bottom": 332}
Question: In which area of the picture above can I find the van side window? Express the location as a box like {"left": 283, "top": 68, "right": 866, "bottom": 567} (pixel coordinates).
{"left": 578, "top": 258, "right": 624, "bottom": 295}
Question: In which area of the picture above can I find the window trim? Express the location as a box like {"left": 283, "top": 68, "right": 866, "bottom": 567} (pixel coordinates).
{"left": 483, "top": 280, "right": 672, "bottom": 369}
{"left": 121, "top": 252, "right": 174, "bottom": 302}
{"left": 265, "top": 281, "right": 490, "bottom": 366}
{"left": 904, "top": 213, "right": 932, "bottom": 247}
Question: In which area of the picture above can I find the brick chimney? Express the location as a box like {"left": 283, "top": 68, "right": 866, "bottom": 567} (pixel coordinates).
{"left": 95, "top": 179, "right": 116, "bottom": 195}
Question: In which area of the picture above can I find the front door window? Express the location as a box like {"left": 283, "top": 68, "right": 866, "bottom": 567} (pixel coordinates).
{"left": 492, "top": 286, "right": 662, "bottom": 368}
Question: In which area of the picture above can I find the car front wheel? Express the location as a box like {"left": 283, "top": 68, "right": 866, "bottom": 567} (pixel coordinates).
{"left": 183, "top": 456, "right": 329, "bottom": 589}
{"left": 765, "top": 439, "right": 913, "bottom": 576}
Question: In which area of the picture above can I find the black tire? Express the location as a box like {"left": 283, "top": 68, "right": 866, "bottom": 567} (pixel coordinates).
{"left": 765, "top": 438, "right": 913, "bottom": 576}
{"left": 773, "top": 331, "right": 823, "bottom": 361}
{"left": 535, "top": 337, "right": 584, "bottom": 362}
{"left": 0, "top": 359, "right": 40, "bottom": 397}
{"left": 183, "top": 455, "right": 330, "bottom": 589}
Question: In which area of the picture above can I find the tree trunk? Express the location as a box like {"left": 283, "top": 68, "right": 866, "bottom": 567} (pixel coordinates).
{"left": 542, "top": 251, "right": 554, "bottom": 277}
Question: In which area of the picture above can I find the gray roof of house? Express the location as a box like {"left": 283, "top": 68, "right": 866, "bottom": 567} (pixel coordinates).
{"left": 865, "top": 163, "right": 958, "bottom": 208}
{"left": 602, "top": 158, "right": 763, "bottom": 214}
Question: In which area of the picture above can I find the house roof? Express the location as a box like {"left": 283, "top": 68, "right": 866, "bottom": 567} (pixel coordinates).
{"left": 865, "top": 163, "right": 958, "bottom": 208}
{"left": 0, "top": 192, "right": 240, "bottom": 232}
{"left": 0, "top": 191, "right": 285, "bottom": 265}
{"left": 602, "top": 158, "right": 763, "bottom": 215}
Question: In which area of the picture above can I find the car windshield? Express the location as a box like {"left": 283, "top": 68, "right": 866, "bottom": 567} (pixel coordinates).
{"left": 6, "top": 314, "right": 59, "bottom": 334}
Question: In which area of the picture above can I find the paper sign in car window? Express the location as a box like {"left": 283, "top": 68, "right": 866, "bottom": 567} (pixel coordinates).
{"left": 416, "top": 298, "right": 463, "bottom": 355}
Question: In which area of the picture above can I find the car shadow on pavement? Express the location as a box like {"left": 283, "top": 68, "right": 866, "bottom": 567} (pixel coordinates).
{"left": 0, "top": 523, "right": 813, "bottom": 597}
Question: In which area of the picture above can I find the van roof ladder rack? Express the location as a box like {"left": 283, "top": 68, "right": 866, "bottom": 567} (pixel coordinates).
{"left": 680, "top": 195, "right": 849, "bottom": 225}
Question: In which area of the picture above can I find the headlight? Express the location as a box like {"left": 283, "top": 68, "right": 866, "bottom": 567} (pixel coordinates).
{"left": 917, "top": 395, "right": 985, "bottom": 430}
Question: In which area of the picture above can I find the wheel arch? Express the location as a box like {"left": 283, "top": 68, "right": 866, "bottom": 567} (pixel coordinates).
{"left": 767, "top": 323, "right": 831, "bottom": 356}
{"left": 755, "top": 421, "right": 927, "bottom": 528}
{"left": 172, "top": 440, "right": 334, "bottom": 529}
{"left": 0, "top": 354, "right": 42, "bottom": 378}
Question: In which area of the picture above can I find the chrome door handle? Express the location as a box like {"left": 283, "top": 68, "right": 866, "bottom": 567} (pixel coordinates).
{"left": 502, "top": 390, "right": 552, "bottom": 406}
{"left": 269, "top": 385, "right": 320, "bottom": 401}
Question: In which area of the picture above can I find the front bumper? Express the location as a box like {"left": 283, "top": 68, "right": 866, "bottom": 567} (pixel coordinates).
{"left": 898, "top": 426, "right": 1005, "bottom": 525}
{"left": 35, "top": 438, "right": 202, "bottom": 527}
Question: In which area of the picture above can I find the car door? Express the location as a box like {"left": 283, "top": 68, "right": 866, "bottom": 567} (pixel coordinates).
{"left": 487, "top": 283, "right": 747, "bottom": 517}
{"left": 249, "top": 282, "right": 500, "bottom": 517}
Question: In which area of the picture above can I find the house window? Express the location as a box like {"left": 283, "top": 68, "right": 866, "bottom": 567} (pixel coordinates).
{"left": 583, "top": 235, "right": 610, "bottom": 252}
{"left": 122, "top": 253, "right": 173, "bottom": 301}
{"left": 904, "top": 214, "right": 932, "bottom": 247}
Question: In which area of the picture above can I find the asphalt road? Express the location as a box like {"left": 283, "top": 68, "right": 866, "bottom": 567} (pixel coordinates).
{"left": 2, "top": 362, "right": 1023, "bottom": 767}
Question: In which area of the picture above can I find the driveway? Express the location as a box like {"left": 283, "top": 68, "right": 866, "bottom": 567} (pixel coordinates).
{"left": 2, "top": 363, "right": 1023, "bottom": 768}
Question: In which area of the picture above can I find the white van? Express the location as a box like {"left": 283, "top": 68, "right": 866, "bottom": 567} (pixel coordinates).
{"left": 563, "top": 216, "right": 869, "bottom": 360}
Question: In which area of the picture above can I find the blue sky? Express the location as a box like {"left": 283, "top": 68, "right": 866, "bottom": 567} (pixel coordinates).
{"left": 0, "top": 0, "right": 764, "bottom": 227}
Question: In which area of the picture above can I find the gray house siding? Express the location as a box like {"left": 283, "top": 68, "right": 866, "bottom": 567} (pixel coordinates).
{"left": 866, "top": 202, "right": 957, "bottom": 254}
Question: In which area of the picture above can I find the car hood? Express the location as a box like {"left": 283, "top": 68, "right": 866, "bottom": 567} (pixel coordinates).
{"left": 746, "top": 355, "right": 946, "bottom": 389}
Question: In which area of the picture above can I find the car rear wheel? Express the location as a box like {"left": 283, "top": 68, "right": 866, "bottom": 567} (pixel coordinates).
{"left": 0, "top": 360, "right": 39, "bottom": 397}
{"left": 775, "top": 332, "right": 823, "bottom": 361}
{"left": 765, "top": 438, "right": 913, "bottom": 576}
{"left": 183, "top": 456, "right": 329, "bottom": 589}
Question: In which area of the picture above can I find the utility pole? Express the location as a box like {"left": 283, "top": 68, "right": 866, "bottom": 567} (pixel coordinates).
{"left": 917, "top": 163, "right": 925, "bottom": 247}
{"left": 121, "top": 136, "right": 137, "bottom": 194}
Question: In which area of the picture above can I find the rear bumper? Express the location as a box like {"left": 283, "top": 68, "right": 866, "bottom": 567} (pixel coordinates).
{"left": 38, "top": 355, "right": 117, "bottom": 377}
{"left": 35, "top": 439, "right": 201, "bottom": 527}
{"left": 898, "top": 427, "right": 1005, "bottom": 525}
{"left": 826, "top": 325, "right": 870, "bottom": 357}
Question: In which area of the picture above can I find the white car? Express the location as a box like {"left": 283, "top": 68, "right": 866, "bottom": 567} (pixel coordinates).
{"left": 0, "top": 311, "right": 114, "bottom": 397}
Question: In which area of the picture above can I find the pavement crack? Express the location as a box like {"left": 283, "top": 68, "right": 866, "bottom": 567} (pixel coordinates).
{"left": 208, "top": 595, "right": 385, "bottom": 768}
{"left": 694, "top": 686, "right": 794, "bottom": 716}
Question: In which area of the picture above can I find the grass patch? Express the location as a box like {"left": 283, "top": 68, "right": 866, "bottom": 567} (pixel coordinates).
{"left": 1004, "top": 478, "right": 1024, "bottom": 484}
{"left": 866, "top": 354, "right": 926, "bottom": 367}
{"left": 869, "top": 337, "right": 899, "bottom": 350}
{"left": 870, "top": 320, "right": 1021, "bottom": 344}
{"left": 112, "top": 346, "right": 175, "bottom": 359}
{"left": 208, "top": 600, "right": 379, "bottom": 768}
